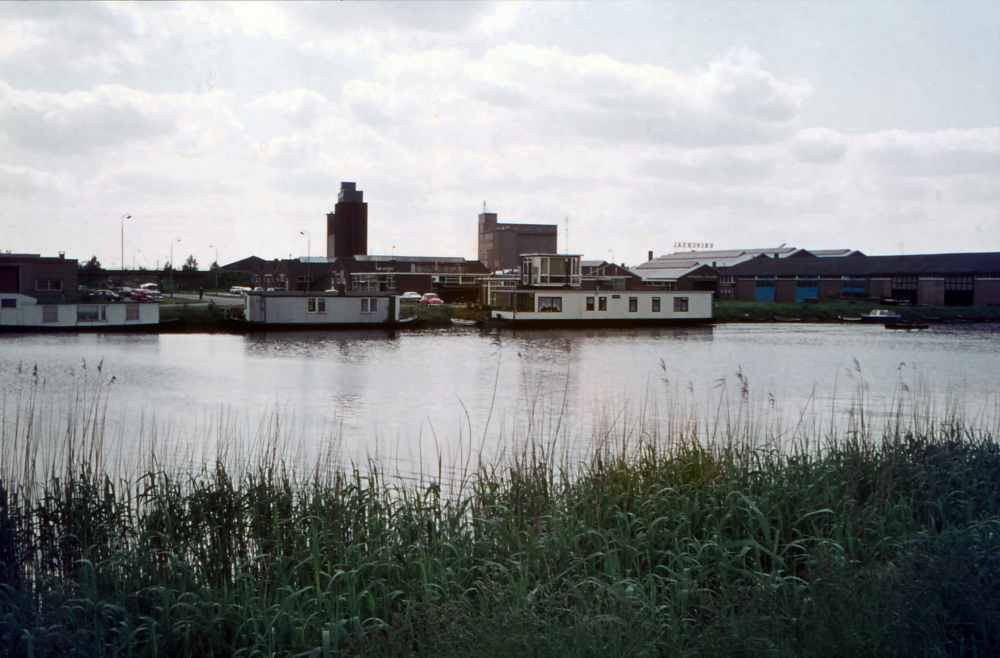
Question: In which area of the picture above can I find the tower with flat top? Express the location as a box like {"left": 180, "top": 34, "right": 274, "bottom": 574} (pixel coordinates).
{"left": 327, "top": 182, "right": 368, "bottom": 259}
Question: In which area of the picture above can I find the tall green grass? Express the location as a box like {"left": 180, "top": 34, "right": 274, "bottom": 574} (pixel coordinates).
{"left": 1, "top": 368, "right": 998, "bottom": 656}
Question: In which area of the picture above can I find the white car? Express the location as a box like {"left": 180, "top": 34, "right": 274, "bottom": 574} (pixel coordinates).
{"left": 400, "top": 292, "right": 422, "bottom": 303}
{"left": 229, "top": 286, "right": 251, "bottom": 295}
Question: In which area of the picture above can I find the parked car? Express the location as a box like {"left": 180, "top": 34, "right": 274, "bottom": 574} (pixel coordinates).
{"left": 130, "top": 290, "right": 149, "bottom": 301}
{"left": 230, "top": 286, "right": 251, "bottom": 295}
{"left": 420, "top": 293, "right": 444, "bottom": 307}
{"left": 400, "top": 292, "right": 422, "bottom": 303}
{"left": 89, "top": 289, "right": 120, "bottom": 302}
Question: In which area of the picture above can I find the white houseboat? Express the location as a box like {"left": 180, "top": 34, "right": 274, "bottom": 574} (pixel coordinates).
{"left": 488, "top": 254, "right": 714, "bottom": 326}
{"left": 0, "top": 293, "right": 163, "bottom": 331}
{"left": 230, "top": 290, "right": 404, "bottom": 330}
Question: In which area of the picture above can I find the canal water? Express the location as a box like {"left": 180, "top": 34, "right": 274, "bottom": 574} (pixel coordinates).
{"left": 2, "top": 324, "right": 997, "bottom": 481}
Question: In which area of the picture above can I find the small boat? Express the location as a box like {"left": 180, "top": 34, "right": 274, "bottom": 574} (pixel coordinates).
{"left": 838, "top": 315, "right": 863, "bottom": 322}
{"left": 920, "top": 316, "right": 944, "bottom": 322}
{"left": 773, "top": 315, "right": 802, "bottom": 322}
{"left": 743, "top": 314, "right": 768, "bottom": 322}
{"left": 957, "top": 315, "right": 985, "bottom": 324}
{"left": 450, "top": 318, "right": 480, "bottom": 327}
{"left": 862, "top": 309, "right": 903, "bottom": 324}
{"left": 885, "top": 320, "right": 929, "bottom": 330}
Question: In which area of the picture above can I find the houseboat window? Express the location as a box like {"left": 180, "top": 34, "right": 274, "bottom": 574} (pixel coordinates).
{"left": 77, "top": 305, "right": 106, "bottom": 322}
{"left": 1, "top": 299, "right": 15, "bottom": 309}
{"left": 598, "top": 297, "right": 607, "bottom": 311}
{"left": 125, "top": 305, "right": 140, "bottom": 322}
{"left": 652, "top": 297, "right": 660, "bottom": 312}
{"left": 318, "top": 299, "right": 326, "bottom": 313}
{"left": 674, "top": 297, "right": 689, "bottom": 312}
{"left": 43, "top": 305, "right": 58, "bottom": 322}
{"left": 586, "top": 297, "right": 595, "bottom": 311}
{"left": 629, "top": 297, "right": 638, "bottom": 312}
{"left": 516, "top": 293, "right": 536, "bottom": 312}
{"left": 308, "top": 298, "right": 315, "bottom": 312}
{"left": 360, "top": 298, "right": 378, "bottom": 313}
{"left": 538, "top": 297, "right": 562, "bottom": 313}
{"left": 612, "top": 294, "right": 621, "bottom": 299}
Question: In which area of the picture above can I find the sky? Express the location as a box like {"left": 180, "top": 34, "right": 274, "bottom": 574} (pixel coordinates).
{"left": 1, "top": 1, "right": 998, "bottom": 269}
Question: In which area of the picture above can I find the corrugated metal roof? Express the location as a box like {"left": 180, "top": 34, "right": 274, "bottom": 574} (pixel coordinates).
{"left": 726, "top": 252, "right": 1000, "bottom": 277}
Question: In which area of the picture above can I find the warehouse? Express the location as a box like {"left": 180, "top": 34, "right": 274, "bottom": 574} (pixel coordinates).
{"left": 725, "top": 252, "right": 1000, "bottom": 307}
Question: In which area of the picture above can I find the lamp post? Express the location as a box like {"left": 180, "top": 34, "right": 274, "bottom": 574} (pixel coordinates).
{"left": 299, "top": 230, "right": 310, "bottom": 292}
{"left": 209, "top": 244, "right": 219, "bottom": 293}
{"left": 169, "top": 238, "right": 181, "bottom": 297}
{"left": 121, "top": 214, "right": 131, "bottom": 289}
{"left": 608, "top": 249, "right": 615, "bottom": 267}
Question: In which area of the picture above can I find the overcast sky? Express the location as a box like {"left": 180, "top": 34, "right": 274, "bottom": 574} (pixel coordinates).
{"left": 1, "top": 1, "right": 998, "bottom": 269}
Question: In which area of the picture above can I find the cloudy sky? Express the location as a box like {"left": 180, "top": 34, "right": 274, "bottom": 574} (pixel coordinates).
{"left": 1, "top": 1, "right": 998, "bottom": 269}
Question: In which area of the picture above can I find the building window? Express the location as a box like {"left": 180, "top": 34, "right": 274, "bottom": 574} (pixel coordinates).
{"left": 674, "top": 297, "right": 689, "bottom": 312}
{"left": 629, "top": 297, "right": 638, "bottom": 312}
{"left": 43, "top": 305, "right": 58, "bottom": 322}
{"left": 125, "top": 305, "right": 140, "bottom": 322}
{"left": 35, "top": 279, "right": 62, "bottom": 291}
{"left": 361, "top": 298, "right": 378, "bottom": 313}
{"left": 1, "top": 299, "right": 15, "bottom": 309}
{"left": 652, "top": 297, "right": 660, "bottom": 312}
{"left": 537, "top": 296, "right": 562, "bottom": 312}
{"left": 842, "top": 277, "right": 866, "bottom": 294}
{"left": 586, "top": 297, "right": 595, "bottom": 311}
{"left": 944, "top": 276, "right": 973, "bottom": 291}
{"left": 598, "top": 297, "right": 607, "bottom": 311}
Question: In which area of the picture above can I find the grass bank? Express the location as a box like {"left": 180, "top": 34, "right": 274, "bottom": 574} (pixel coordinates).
{"left": 159, "top": 301, "right": 229, "bottom": 333}
{"left": 1, "top": 383, "right": 997, "bottom": 656}
{"left": 714, "top": 300, "right": 999, "bottom": 323}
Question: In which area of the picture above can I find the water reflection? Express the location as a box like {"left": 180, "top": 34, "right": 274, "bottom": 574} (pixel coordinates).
{"left": 1, "top": 324, "right": 996, "bottom": 480}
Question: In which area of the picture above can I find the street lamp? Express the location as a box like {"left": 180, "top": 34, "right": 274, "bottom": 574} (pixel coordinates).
{"left": 300, "top": 230, "right": 310, "bottom": 292}
{"left": 169, "top": 238, "right": 181, "bottom": 297}
{"left": 608, "top": 249, "right": 615, "bottom": 267}
{"left": 121, "top": 214, "right": 131, "bottom": 288}
{"left": 209, "top": 244, "right": 219, "bottom": 293}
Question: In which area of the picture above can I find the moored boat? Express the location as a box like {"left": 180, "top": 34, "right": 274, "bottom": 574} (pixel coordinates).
{"left": 838, "top": 314, "right": 863, "bottom": 322}
{"left": 450, "top": 318, "right": 480, "bottom": 327}
{"left": 773, "top": 315, "right": 802, "bottom": 322}
{"left": 0, "top": 294, "right": 167, "bottom": 332}
{"left": 862, "top": 309, "right": 903, "bottom": 324}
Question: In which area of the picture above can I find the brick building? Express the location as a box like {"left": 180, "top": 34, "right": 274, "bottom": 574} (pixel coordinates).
{"left": 0, "top": 253, "right": 78, "bottom": 303}
{"left": 477, "top": 209, "right": 557, "bottom": 272}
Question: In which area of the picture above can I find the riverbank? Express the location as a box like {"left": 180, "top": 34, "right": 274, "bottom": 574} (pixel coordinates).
{"left": 2, "top": 416, "right": 997, "bottom": 656}
{"left": 713, "top": 300, "right": 999, "bottom": 323}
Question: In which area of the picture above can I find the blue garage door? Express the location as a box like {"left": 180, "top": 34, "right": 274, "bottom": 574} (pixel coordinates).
{"left": 755, "top": 280, "right": 775, "bottom": 302}
{"left": 795, "top": 280, "right": 819, "bottom": 303}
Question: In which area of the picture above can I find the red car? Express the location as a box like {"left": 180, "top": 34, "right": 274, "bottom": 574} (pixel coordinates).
{"left": 419, "top": 293, "right": 443, "bottom": 307}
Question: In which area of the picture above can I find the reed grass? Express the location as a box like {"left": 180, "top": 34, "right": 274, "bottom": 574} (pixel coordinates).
{"left": 1, "top": 369, "right": 998, "bottom": 657}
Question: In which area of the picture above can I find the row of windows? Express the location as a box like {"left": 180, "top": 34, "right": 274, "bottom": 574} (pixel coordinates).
{"left": 575, "top": 296, "right": 689, "bottom": 313}
{"left": 35, "top": 279, "right": 63, "bottom": 291}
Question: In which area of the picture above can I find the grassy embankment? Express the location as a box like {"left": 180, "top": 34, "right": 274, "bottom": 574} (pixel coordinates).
{"left": 714, "top": 300, "right": 998, "bottom": 323}
{"left": 1, "top": 375, "right": 998, "bottom": 657}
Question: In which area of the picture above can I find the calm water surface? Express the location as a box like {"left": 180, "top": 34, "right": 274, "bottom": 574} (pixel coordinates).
{"left": 2, "top": 324, "right": 997, "bottom": 478}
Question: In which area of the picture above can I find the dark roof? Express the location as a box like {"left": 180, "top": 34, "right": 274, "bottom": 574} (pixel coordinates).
{"left": 726, "top": 252, "right": 1000, "bottom": 278}
{"left": 222, "top": 256, "right": 267, "bottom": 272}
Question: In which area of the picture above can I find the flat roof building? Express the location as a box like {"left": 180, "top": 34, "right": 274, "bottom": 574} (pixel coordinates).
{"left": 478, "top": 206, "right": 557, "bottom": 272}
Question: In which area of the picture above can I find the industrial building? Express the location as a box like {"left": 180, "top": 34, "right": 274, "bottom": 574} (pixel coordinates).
{"left": 0, "top": 253, "right": 78, "bottom": 302}
{"left": 327, "top": 182, "right": 368, "bottom": 259}
{"left": 725, "top": 252, "right": 1000, "bottom": 306}
{"left": 477, "top": 208, "right": 557, "bottom": 272}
